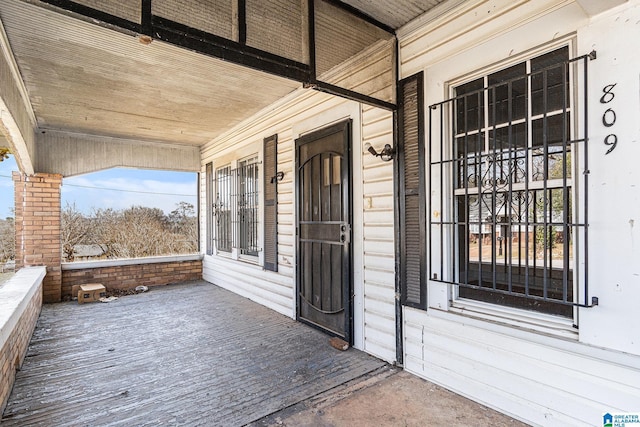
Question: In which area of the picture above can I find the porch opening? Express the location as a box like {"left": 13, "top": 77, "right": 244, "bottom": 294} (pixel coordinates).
{"left": 61, "top": 167, "right": 198, "bottom": 262}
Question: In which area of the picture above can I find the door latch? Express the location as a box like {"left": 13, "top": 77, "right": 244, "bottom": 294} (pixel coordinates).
{"left": 339, "top": 223, "right": 351, "bottom": 244}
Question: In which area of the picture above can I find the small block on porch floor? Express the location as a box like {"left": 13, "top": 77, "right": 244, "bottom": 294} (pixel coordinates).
{"left": 329, "top": 337, "right": 349, "bottom": 351}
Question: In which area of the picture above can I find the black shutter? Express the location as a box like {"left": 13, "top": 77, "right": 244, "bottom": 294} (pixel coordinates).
{"left": 398, "top": 73, "right": 426, "bottom": 308}
{"left": 263, "top": 134, "right": 278, "bottom": 271}
{"left": 205, "top": 162, "right": 213, "bottom": 255}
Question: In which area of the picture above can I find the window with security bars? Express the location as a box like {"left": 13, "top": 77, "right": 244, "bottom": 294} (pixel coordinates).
{"left": 213, "top": 157, "right": 260, "bottom": 256}
{"left": 428, "top": 46, "right": 594, "bottom": 317}
{"left": 237, "top": 157, "right": 259, "bottom": 256}
{"left": 214, "top": 166, "right": 233, "bottom": 253}
{"left": 206, "top": 162, "right": 214, "bottom": 255}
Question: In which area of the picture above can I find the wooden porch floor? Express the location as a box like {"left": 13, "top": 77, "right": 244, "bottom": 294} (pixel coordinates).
{"left": 2, "top": 281, "right": 387, "bottom": 426}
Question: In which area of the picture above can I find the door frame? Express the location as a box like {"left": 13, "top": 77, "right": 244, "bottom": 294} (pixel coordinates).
{"left": 295, "top": 119, "right": 354, "bottom": 344}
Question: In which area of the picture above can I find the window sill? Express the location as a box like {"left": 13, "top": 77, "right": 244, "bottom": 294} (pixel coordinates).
{"left": 214, "top": 250, "right": 260, "bottom": 267}
{"left": 448, "top": 298, "right": 578, "bottom": 340}
{"left": 238, "top": 254, "right": 260, "bottom": 266}
{"left": 214, "top": 250, "right": 232, "bottom": 259}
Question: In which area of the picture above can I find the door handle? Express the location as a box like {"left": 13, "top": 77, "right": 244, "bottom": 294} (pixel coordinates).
{"left": 339, "top": 223, "right": 351, "bottom": 245}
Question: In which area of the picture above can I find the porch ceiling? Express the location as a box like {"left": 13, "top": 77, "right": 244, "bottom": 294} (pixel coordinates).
{"left": 0, "top": 0, "right": 301, "bottom": 146}
{"left": 341, "top": 0, "right": 447, "bottom": 29}
{"left": 0, "top": 0, "right": 447, "bottom": 151}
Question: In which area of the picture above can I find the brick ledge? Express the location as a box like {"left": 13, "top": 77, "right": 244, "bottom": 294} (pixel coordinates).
{"left": 0, "top": 267, "right": 46, "bottom": 345}
{"left": 61, "top": 253, "right": 203, "bottom": 271}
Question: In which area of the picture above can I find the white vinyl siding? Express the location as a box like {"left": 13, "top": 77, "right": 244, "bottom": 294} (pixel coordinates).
{"left": 201, "top": 86, "right": 397, "bottom": 363}
{"left": 362, "top": 105, "right": 396, "bottom": 362}
{"left": 399, "top": 0, "right": 640, "bottom": 425}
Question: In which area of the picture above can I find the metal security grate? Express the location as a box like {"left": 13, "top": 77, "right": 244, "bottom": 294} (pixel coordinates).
{"left": 206, "top": 162, "right": 214, "bottom": 255}
{"left": 214, "top": 166, "right": 233, "bottom": 253}
{"left": 213, "top": 159, "right": 260, "bottom": 256}
{"left": 428, "top": 47, "right": 596, "bottom": 316}
{"left": 236, "top": 159, "right": 260, "bottom": 256}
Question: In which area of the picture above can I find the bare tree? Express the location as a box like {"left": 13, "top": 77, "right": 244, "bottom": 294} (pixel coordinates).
{"left": 167, "top": 202, "right": 198, "bottom": 253}
{"left": 61, "top": 202, "right": 92, "bottom": 261}
{"left": 91, "top": 205, "right": 191, "bottom": 259}
{"left": 0, "top": 217, "right": 15, "bottom": 262}
{"left": 61, "top": 202, "right": 198, "bottom": 261}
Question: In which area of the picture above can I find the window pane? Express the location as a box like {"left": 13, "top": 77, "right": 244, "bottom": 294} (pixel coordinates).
{"left": 216, "top": 167, "right": 232, "bottom": 252}
{"left": 531, "top": 113, "right": 571, "bottom": 181}
{"left": 489, "top": 124, "right": 527, "bottom": 185}
{"left": 455, "top": 133, "right": 483, "bottom": 158}
{"left": 531, "top": 47, "right": 569, "bottom": 116}
{"left": 489, "top": 122, "right": 527, "bottom": 150}
{"left": 488, "top": 62, "right": 527, "bottom": 124}
{"left": 455, "top": 133, "right": 483, "bottom": 189}
{"left": 455, "top": 78, "right": 484, "bottom": 135}
{"left": 459, "top": 190, "right": 572, "bottom": 263}
{"left": 532, "top": 145, "right": 571, "bottom": 181}
{"left": 532, "top": 113, "right": 570, "bottom": 147}
{"left": 238, "top": 160, "right": 259, "bottom": 256}
{"left": 206, "top": 163, "right": 214, "bottom": 255}
{"left": 457, "top": 189, "right": 573, "bottom": 316}
{"left": 456, "top": 124, "right": 527, "bottom": 190}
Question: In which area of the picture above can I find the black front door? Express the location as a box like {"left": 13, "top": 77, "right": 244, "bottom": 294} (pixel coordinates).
{"left": 295, "top": 120, "right": 352, "bottom": 343}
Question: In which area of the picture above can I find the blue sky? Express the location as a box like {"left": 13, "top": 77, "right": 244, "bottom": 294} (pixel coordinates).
{"left": 0, "top": 156, "right": 17, "bottom": 218}
{"left": 0, "top": 155, "right": 198, "bottom": 218}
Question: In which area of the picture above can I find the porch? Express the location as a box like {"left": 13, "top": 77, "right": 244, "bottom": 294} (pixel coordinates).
{"left": 1, "top": 280, "right": 524, "bottom": 426}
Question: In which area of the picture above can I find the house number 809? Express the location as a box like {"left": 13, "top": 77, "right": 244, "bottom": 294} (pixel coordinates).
{"left": 600, "top": 83, "right": 617, "bottom": 155}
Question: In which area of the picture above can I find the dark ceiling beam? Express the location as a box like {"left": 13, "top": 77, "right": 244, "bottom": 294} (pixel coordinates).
{"left": 309, "top": 81, "right": 396, "bottom": 111}
{"left": 307, "top": 0, "right": 317, "bottom": 82}
{"left": 32, "top": 0, "right": 396, "bottom": 110}
{"left": 152, "top": 16, "right": 310, "bottom": 83}
{"left": 36, "top": 0, "right": 311, "bottom": 82}
{"left": 237, "top": 0, "right": 247, "bottom": 45}
{"left": 141, "top": 0, "right": 152, "bottom": 35}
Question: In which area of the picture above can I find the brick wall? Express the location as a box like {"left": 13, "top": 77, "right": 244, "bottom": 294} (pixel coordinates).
{"left": 61, "top": 259, "right": 202, "bottom": 297}
{"left": 0, "top": 280, "right": 42, "bottom": 415}
{"left": 13, "top": 172, "right": 63, "bottom": 303}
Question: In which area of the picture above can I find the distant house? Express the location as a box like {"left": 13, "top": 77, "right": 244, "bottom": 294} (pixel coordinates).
{"left": 1, "top": 260, "right": 14, "bottom": 273}
{"left": 72, "top": 245, "right": 106, "bottom": 261}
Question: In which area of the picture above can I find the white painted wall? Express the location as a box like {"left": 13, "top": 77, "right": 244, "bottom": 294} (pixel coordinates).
{"left": 199, "top": 86, "right": 397, "bottom": 363}
{"left": 399, "top": 0, "right": 640, "bottom": 425}
{"left": 576, "top": 0, "right": 640, "bottom": 354}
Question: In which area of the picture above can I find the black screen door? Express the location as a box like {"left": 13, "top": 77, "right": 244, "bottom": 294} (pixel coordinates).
{"left": 296, "top": 120, "right": 352, "bottom": 342}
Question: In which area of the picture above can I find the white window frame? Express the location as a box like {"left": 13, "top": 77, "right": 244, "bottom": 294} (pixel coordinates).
{"left": 429, "top": 38, "right": 587, "bottom": 336}
{"left": 212, "top": 153, "right": 262, "bottom": 264}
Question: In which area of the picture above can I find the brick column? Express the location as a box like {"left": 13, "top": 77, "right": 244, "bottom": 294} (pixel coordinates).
{"left": 13, "top": 172, "right": 63, "bottom": 303}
